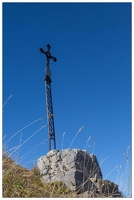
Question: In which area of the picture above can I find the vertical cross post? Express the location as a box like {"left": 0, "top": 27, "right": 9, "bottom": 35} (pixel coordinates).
{"left": 40, "top": 44, "right": 57, "bottom": 151}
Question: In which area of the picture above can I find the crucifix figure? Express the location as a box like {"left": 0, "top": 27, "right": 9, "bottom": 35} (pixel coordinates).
{"left": 39, "top": 44, "right": 57, "bottom": 151}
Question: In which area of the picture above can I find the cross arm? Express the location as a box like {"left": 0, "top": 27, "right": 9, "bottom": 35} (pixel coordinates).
{"left": 39, "top": 46, "right": 57, "bottom": 62}
{"left": 40, "top": 48, "right": 47, "bottom": 55}
{"left": 50, "top": 55, "right": 57, "bottom": 62}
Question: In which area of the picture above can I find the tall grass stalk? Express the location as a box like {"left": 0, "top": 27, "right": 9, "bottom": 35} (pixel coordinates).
{"left": 85, "top": 136, "right": 91, "bottom": 150}
{"left": 19, "top": 150, "right": 39, "bottom": 165}
{"left": 3, "top": 134, "right": 6, "bottom": 140}
{"left": 15, "top": 132, "right": 23, "bottom": 160}
{"left": 115, "top": 165, "right": 122, "bottom": 184}
{"left": 61, "top": 132, "right": 66, "bottom": 149}
{"left": 2, "top": 94, "right": 12, "bottom": 108}
{"left": 124, "top": 145, "right": 131, "bottom": 197}
{"left": 3, "top": 124, "right": 46, "bottom": 179}
{"left": 7, "top": 118, "right": 43, "bottom": 143}
{"left": 69, "top": 126, "right": 84, "bottom": 148}
{"left": 19, "top": 139, "right": 48, "bottom": 162}
{"left": 8, "top": 125, "right": 46, "bottom": 158}
{"left": 104, "top": 165, "right": 118, "bottom": 180}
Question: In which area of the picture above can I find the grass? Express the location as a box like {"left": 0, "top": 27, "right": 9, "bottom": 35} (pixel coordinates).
{"left": 2, "top": 155, "right": 72, "bottom": 198}
{"left": 2, "top": 154, "right": 123, "bottom": 198}
{"left": 2, "top": 149, "right": 124, "bottom": 198}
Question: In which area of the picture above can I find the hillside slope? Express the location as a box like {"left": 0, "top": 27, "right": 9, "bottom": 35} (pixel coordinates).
{"left": 2, "top": 155, "right": 123, "bottom": 198}
{"left": 2, "top": 155, "right": 71, "bottom": 198}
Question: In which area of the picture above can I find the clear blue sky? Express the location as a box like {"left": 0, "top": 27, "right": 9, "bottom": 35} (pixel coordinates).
{"left": 2, "top": 2, "right": 132, "bottom": 195}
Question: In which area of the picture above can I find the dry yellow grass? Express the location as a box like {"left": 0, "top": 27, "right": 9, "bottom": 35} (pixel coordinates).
{"left": 2, "top": 155, "right": 71, "bottom": 198}
{"left": 3, "top": 154, "right": 123, "bottom": 198}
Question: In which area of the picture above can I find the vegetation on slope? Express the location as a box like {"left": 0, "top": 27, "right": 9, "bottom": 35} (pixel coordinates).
{"left": 3, "top": 154, "right": 123, "bottom": 198}
{"left": 2, "top": 155, "right": 71, "bottom": 198}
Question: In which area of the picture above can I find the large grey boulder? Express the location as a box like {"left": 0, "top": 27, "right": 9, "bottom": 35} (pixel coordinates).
{"left": 37, "top": 148, "right": 102, "bottom": 192}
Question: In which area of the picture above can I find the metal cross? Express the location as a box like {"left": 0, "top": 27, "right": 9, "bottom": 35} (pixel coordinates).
{"left": 40, "top": 44, "right": 57, "bottom": 68}
{"left": 39, "top": 44, "right": 57, "bottom": 151}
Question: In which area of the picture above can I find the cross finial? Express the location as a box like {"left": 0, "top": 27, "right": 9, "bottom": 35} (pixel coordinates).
{"left": 40, "top": 44, "right": 57, "bottom": 63}
{"left": 47, "top": 44, "right": 50, "bottom": 50}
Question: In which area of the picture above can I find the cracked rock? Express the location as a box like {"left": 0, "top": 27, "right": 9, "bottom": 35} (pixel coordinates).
{"left": 37, "top": 148, "right": 102, "bottom": 192}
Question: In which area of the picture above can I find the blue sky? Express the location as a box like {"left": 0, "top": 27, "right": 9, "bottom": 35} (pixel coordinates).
{"left": 2, "top": 2, "right": 132, "bottom": 195}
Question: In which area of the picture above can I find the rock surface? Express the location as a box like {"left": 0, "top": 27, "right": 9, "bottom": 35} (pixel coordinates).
{"left": 37, "top": 149, "right": 122, "bottom": 197}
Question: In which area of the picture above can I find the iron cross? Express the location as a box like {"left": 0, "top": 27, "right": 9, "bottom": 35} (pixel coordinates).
{"left": 40, "top": 44, "right": 57, "bottom": 68}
